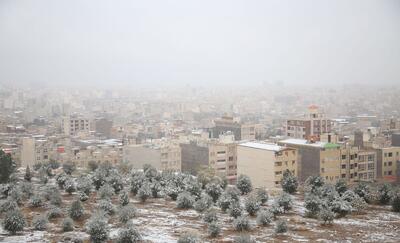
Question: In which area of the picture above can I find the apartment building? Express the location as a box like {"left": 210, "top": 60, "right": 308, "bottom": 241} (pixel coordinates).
{"left": 237, "top": 141, "right": 297, "bottom": 189}
{"left": 123, "top": 143, "right": 181, "bottom": 171}
{"left": 211, "top": 116, "right": 256, "bottom": 141}
{"left": 278, "top": 138, "right": 340, "bottom": 183}
{"left": 376, "top": 147, "right": 400, "bottom": 182}
{"left": 21, "top": 136, "right": 53, "bottom": 167}
{"left": 285, "top": 105, "right": 332, "bottom": 141}
{"left": 62, "top": 116, "right": 91, "bottom": 136}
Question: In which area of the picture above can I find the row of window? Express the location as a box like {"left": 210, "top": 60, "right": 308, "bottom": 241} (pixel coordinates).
{"left": 274, "top": 160, "right": 296, "bottom": 166}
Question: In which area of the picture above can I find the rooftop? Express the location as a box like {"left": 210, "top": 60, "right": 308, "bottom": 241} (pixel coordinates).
{"left": 239, "top": 141, "right": 284, "bottom": 152}
{"left": 279, "top": 138, "right": 340, "bottom": 149}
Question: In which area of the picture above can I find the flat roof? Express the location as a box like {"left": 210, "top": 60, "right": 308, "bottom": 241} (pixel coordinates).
{"left": 239, "top": 142, "right": 285, "bottom": 152}
{"left": 279, "top": 138, "right": 340, "bottom": 149}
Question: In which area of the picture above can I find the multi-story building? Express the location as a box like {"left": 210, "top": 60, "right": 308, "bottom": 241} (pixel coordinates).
{"left": 237, "top": 141, "right": 297, "bottom": 189}
{"left": 21, "top": 136, "right": 53, "bottom": 167}
{"left": 211, "top": 116, "right": 256, "bottom": 141}
{"left": 285, "top": 105, "right": 332, "bottom": 141}
{"left": 123, "top": 142, "right": 181, "bottom": 171}
{"left": 376, "top": 147, "right": 400, "bottom": 182}
{"left": 278, "top": 138, "right": 340, "bottom": 183}
{"left": 62, "top": 115, "right": 91, "bottom": 136}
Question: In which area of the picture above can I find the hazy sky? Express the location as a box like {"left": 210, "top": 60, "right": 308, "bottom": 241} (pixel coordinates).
{"left": 0, "top": 0, "right": 399, "bottom": 87}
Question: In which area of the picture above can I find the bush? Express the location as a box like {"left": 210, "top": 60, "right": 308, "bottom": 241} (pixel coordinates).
{"left": 29, "top": 194, "right": 44, "bottom": 208}
{"left": 2, "top": 209, "right": 26, "bottom": 234}
{"left": 335, "top": 179, "right": 348, "bottom": 195}
{"left": 116, "top": 224, "right": 142, "bottom": 243}
{"left": 304, "top": 193, "right": 322, "bottom": 217}
{"left": 203, "top": 208, "right": 218, "bottom": 223}
{"left": 79, "top": 191, "right": 89, "bottom": 202}
{"left": 118, "top": 205, "right": 137, "bottom": 224}
{"left": 98, "top": 183, "right": 115, "bottom": 199}
{"left": 305, "top": 176, "right": 324, "bottom": 194}
{"left": 275, "top": 220, "right": 287, "bottom": 233}
{"left": 50, "top": 190, "right": 62, "bottom": 206}
{"left": 354, "top": 183, "right": 370, "bottom": 202}
{"left": 0, "top": 150, "right": 16, "bottom": 183}
{"left": 194, "top": 194, "right": 213, "bottom": 213}
{"left": 137, "top": 183, "right": 152, "bottom": 202}
{"left": 217, "top": 192, "right": 235, "bottom": 212}
{"left": 256, "top": 210, "right": 273, "bottom": 226}
{"left": 236, "top": 175, "right": 252, "bottom": 195}
{"left": 69, "top": 200, "right": 84, "bottom": 220}
{"left": 86, "top": 211, "right": 109, "bottom": 243}
{"left": 56, "top": 172, "right": 68, "bottom": 189}
{"left": 233, "top": 234, "right": 256, "bottom": 243}
{"left": 378, "top": 184, "right": 392, "bottom": 205}
{"left": 130, "top": 171, "right": 146, "bottom": 195}
{"left": 351, "top": 195, "right": 367, "bottom": 213}
{"left": 8, "top": 187, "right": 23, "bottom": 205}
{"left": 255, "top": 188, "right": 269, "bottom": 204}
{"left": 0, "top": 199, "right": 18, "bottom": 213}
{"left": 107, "top": 170, "right": 124, "bottom": 193}
{"left": 32, "top": 214, "right": 48, "bottom": 231}
{"left": 98, "top": 199, "right": 115, "bottom": 215}
{"left": 76, "top": 175, "right": 92, "bottom": 195}
{"left": 177, "top": 231, "right": 202, "bottom": 243}
{"left": 276, "top": 192, "right": 292, "bottom": 212}
{"left": 176, "top": 191, "right": 195, "bottom": 209}
{"left": 229, "top": 201, "right": 243, "bottom": 218}
{"left": 119, "top": 190, "right": 130, "bottom": 206}
{"left": 244, "top": 195, "right": 261, "bottom": 216}
{"left": 207, "top": 221, "right": 221, "bottom": 238}
{"left": 391, "top": 191, "right": 400, "bottom": 212}
{"left": 150, "top": 181, "right": 162, "bottom": 198}
{"left": 233, "top": 215, "right": 251, "bottom": 231}
{"left": 330, "top": 198, "right": 351, "bottom": 217}
{"left": 281, "top": 170, "right": 298, "bottom": 194}
{"left": 47, "top": 206, "right": 63, "bottom": 219}
{"left": 62, "top": 217, "right": 74, "bottom": 232}
{"left": 19, "top": 181, "right": 34, "bottom": 199}
{"left": 24, "top": 166, "right": 32, "bottom": 181}
{"left": 205, "top": 183, "right": 223, "bottom": 203}
{"left": 341, "top": 190, "right": 357, "bottom": 203}
{"left": 319, "top": 208, "right": 335, "bottom": 225}
{"left": 184, "top": 179, "right": 202, "bottom": 199}
{"left": 64, "top": 178, "right": 76, "bottom": 194}
{"left": 269, "top": 203, "right": 284, "bottom": 218}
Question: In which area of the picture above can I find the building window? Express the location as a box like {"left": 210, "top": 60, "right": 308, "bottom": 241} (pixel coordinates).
{"left": 341, "top": 174, "right": 346, "bottom": 178}
{"left": 384, "top": 162, "right": 387, "bottom": 167}
{"left": 342, "top": 155, "right": 346, "bottom": 160}
{"left": 388, "top": 152, "right": 393, "bottom": 157}
{"left": 275, "top": 171, "right": 282, "bottom": 175}
{"left": 228, "top": 156, "right": 234, "bottom": 161}
{"left": 341, "top": 164, "right": 346, "bottom": 169}
{"left": 388, "top": 171, "right": 392, "bottom": 175}
{"left": 275, "top": 162, "right": 282, "bottom": 166}
{"left": 388, "top": 161, "right": 393, "bottom": 166}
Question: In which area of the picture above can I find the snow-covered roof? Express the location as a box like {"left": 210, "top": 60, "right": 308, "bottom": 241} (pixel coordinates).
{"left": 279, "top": 138, "right": 339, "bottom": 149}
{"left": 239, "top": 142, "right": 284, "bottom": 152}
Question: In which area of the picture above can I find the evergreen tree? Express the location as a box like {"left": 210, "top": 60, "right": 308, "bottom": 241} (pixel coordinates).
{"left": 205, "top": 182, "right": 223, "bottom": 203}
{"left": 32, "top": 214, "right": 48, "bottom": 231}
{"left": 281, "top": 170, "right": 298, "bottom": 194}
{"left": 118, "top": 205, "right": 137, "bottom": 224}
{"left": 203, "top": 208, "right": 218, "bottom": 223}
{"left": 76, "top": 175, "right": 92, "bottom": 195}
{"left": 354, "top": 183, "right": 370, "bottom": 202}
{"left": 176, "top": 191, "right": 195, "bottom": 209}
{"left": 233, "top": 215, "right": 251, "bottom": 231}
{"left": 0, "top": 150, "right": 16, "bottom": 183}
{"left": 98, "top": 183, "right": 115, "bottom": 199}
{"left": 207, "top": 221, "right": 221, "bottom": 238}
{"left": 378, "top": 183, "right": 392, "bottom": 205}
{"left": 275, "top": 220, "right": 288, "bottom": 233}
{"left": 244, "top": 194, "right": 261, "bottom": 216}
{"left": 236, "top": 175, "right": 253, "bottom": 195}
{"left": 69, "top": 200, "right": 84, "bottom": 220}
{"left": 119, "top": 190, "right": 130, "bottom": 206}
{"left": 256, "top": 209, "right": 273, "bottom": 226}
{"left": 255, "top": 188, "right": 269, "bottom": 204}
{"left": 62, "top": 217, "right": 74, "bottom": 232}
{"left": 276, "top": 192, "right": 293, "bottom": 212}
{"left": 335, "top": 179, "right": 348, "bottom": 195}
{"left": 116, "top": 223, "right": 142, "bottom": 243}
{"left": 391, "top": 190, "right": 400, "bottom": 212}
{"left": 24, "top": 166, "right": 32, "bottom": 181}
{"left": 319, "top": 208, "right": 334, "bottom": 225}
{"left": 2, "top": 209, "right": 26, "bottom": 235}
{"left": 228, "top": 201, "right": 243, "bottom": 218}
{"left": 86, "top": 211, "right": 109, "bottom": 243}
{"left": 137, "top": 183, "right": 151, "bottom": 202}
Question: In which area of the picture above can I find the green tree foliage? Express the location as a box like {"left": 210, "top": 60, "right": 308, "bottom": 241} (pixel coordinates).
{"left": 0, "top": 150, "right": 16, "bottom": 183}
{"left": 281, "top": 170, "right": 298, "bottom": 194}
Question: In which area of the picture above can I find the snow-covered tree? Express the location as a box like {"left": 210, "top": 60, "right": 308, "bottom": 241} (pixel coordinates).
{"left": 233, "top": 235, "right": 256, "bottom": 243}
{"left": 351, "top": 195, "right": 367, "bottom": 213}
{"left": 92, "top": 167, "right": 108, "bottom": 190}
{"left": 255, "top": 188, "right": 269, "bottom": 204}
{"left": 116, "top": 223, "right": 142, "bottom": 243}
{"left": 217, "top": 191, "right": 235, "bottom": 212}
{"left": 107, "top": 170, "right": 124, "bottom": 193}
{"left": 0, "top": 150, "right": 16, "bottom": 183}
{"left": 269, "top": 203, "right": 284, "bottom": 218}
{"left": 150, "top": 181, "right": 162, "bottom": 198}
{"left": 56, "top": 172, "right": 68, "bottom": 189}
{"left": 305, "top": 175, "right": 325, "bottom": 194}
{"left": 354, "top": 183, "right": 370, "bottom": 202}
{"left": 29, "top": 193, "right": 44, "bottom": 208}
{"left": 118, "top": 204, "right": 137, "bottom": 224}
{"left": 391, "top": 191, "right": 400, "bottom": 212}
{"left": 76, "top": 175, "right": 92, "bottom": 195}
{"left": 281, "top": 170, "right": 298, "bottom": 194}
{"left": 86, "top": 211, "right": 109, "bottom": 243}
{"left": 236, "top": 175, "right": 253, "bottom": 195}
{"left": 244, "top": 194, "right": 261, "bottom": 216}
{"left": 184, "top": 178, "right": 202, "bottom": 199}
{"left": 0, "top": 199, "right": 18, "bottom": 213}
{"left": 79, "top": 191, "right": 89, "bottom": 202}
{"left": 143, "top": 164, "right": 158, "bottom": 179}
{"left": 165, "top": 181, "right": 183, "bottom": 201}
{"left": 319, "top": 208, "right": 334, "bottom": 225}
{"left": 176, "top": 191, "right": 195, "bottom": 209}
{"left": 69, "top": 200, "right": 84, "bottom": 220}
{"left": 98, "top": 199, "right": 115, "bottom": 215}
{"left": 62, "top": 217, "right": 74, "bottom": 232}
{"left": 24, "top": 166, "right": 32, "bottom": 181}
{"left": 341, "top": 190, "right": 357, "bottom": 203}
{"left": 256, "top": 209, "right": 273, "bottom": 226}
{"left": 177, "top": 231, "right": 202, "bottom": 243}
{"left": 62, "top": 161, "right": 76, "bottom": 175}
{"left": 378, "top": 183, "right": 392, "bottom": 205}
{"left": 8, "top": 187, "right": 23, "bottom": 205}
{"left": 137, "top": 183, "right": 152, "bottom": 202}
{"left": 2, "top": 209, "right": 26, "bottom": 235}
{"left": 32, "top": 214, "right": 48, "bottom": 231}
{"left": 225, "top": 186, "right": 241, "bottom": 202}
{"left": 205, "top": 182, "right": 223, "bottom": 203}
{"left": 119, "top": 190, "right": 130, "bottom": 206}
{"left": 276, "top": 192, "right": 292, "bottom": 212}
{"left": 203, "top": 208, "right": 218, "bottom": 223}
{"left": 130, "top": 171, "right": 146, "bottom": 195}
{"left": 233, "top": 215, "right": 251, "bottom": 231}
{"left": 228, "top": 201, "right": 243, "bottom": 218}
{"left": 304, "top": 193, "right": 322, "bottom": 218}
{"left": 335, "top": 179, "right": 348, "bottom": 195}
{"left": 49, "top": 190, "right": 62, "bottom": 206}
{"left": 194, "top": 193, "right": 213, "bottom": 213}
{"left": 19, "top": 181, "right": 34, "bottom": 199}
{"left": 47, "top": 206, "right": 63, "bottom": 219}
{"left": 330, "top": 197, "right": 352, "bottom": 217}
{"left": 64, "top": 178, "right": 76, "bottom": 194}
{"left": 98, "top": 183, "right": 115, "bottom": 199}
{"left": 275, "top": 220, "right": 288, "bottom": 233}
{"left": 207, "top": 221, "right": 221, "bottom": 237}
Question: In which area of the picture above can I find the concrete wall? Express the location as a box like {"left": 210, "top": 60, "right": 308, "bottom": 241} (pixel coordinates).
{"left": 180, "top": 142, "right": 209, "bottom": 175}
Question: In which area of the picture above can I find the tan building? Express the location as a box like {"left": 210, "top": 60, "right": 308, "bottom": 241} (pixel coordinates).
{"left": 21, "top": 136, "right": 53, "bottom": 167}
{"left": 237, "top": 141, "right": 297, "bottom": 189}
{"left": 123, "top": 143, "right": 181, "bottom": 171}
{"left": 377, "top": 147, "right": 400, "bottom": 182}
{"left": 62, "top": 115, "right": 92, "bottom": 136}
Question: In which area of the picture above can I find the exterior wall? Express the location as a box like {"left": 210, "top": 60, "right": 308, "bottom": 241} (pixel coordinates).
{"left": 241, "top": 124, "right": 256, "bottom": 140}
{"left": 180, "top": 142, "right": 209, "bottom": 175}
{"left": 123, "top": 145, "right": 161, "bottom": 169}
{"left": 357, "top": 150, "right": 377, "bottom": 182}
{"left": 21, "top": 138, "right": 35, "bottom": 167}
{"left": 320, "top": 147, "right": 341, "bottom": 183}
{"left": 237, "top": 145, "right": 297, "bottom": 189}
{"left": 209, "top": 143, "right": 237, "bottom": 184}
{"left": 94, "top": 118, "right": 113, "bottom": 138}
{"left": 63, "top": 117, "right": 91, "bottom": 136}
{"left": 378, "top": 147, "right": 400, "bottom": 182}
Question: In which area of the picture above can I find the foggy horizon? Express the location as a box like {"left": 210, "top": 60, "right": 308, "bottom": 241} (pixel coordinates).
{"left": 1, "top": 0, "right": 399, "bottom": 87}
